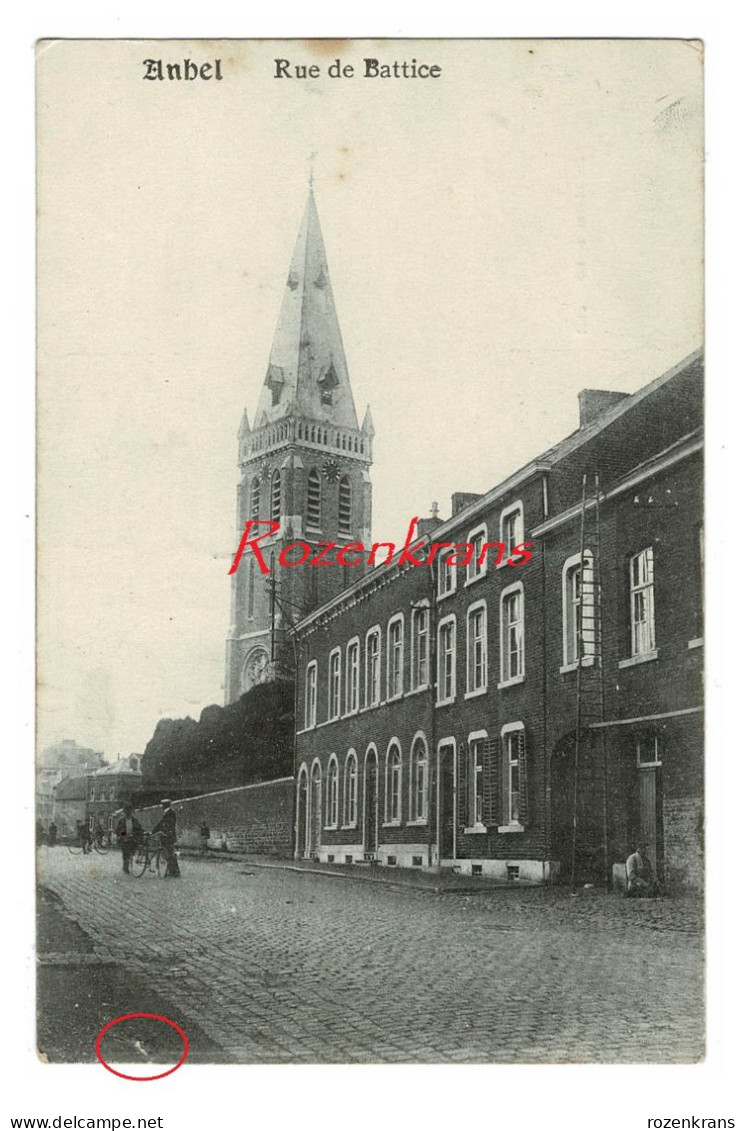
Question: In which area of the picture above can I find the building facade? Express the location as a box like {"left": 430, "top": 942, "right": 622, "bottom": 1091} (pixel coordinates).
{"left": 52, "top": 775, "right": 88, "bottom": 840}
{"left": 36, "top": 739, "right": 105, "bottom": 826}
{"left": 225, "top": 188, "right": 374, "bottom": 703}
{"left": 293, "top": 351, "right": 703, "bottom": 889}
{"left": 86, "top": 755, "right": 143, "bottom": 839}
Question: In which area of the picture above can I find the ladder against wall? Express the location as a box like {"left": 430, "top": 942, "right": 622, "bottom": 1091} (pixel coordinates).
{"left": 569, "top": 474, "right": 610, "bottom": 891}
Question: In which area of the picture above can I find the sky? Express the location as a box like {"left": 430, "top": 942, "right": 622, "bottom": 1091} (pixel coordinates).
{"left": 36, "top": 38, "right": 703, "bottom": 757}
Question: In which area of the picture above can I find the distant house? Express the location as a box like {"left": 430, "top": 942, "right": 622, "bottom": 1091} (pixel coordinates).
{"left": 37, "top": 739, "right": 105, "bottom": 826}
{"left": 52, "top": 775, "right": 88, "bottom": 840}
{"left": 87, "top": 755, "right": 143, "bottom": 838}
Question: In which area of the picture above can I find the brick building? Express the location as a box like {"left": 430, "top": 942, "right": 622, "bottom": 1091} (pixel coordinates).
{"left": 86, "top": 755, "right": 143, "bottom": 839}
{"left": 292, "top": 350, "right": 703, "bottom": 889}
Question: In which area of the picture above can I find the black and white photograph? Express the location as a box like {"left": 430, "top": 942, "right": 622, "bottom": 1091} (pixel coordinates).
{"left": 33, "top": 37, "right": 705, "bottom": 1072}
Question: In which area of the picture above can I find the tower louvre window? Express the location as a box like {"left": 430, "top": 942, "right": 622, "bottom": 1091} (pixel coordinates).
{"left": 247, "top": 561, "right": 255, "bottom": 618}
{"left": 250, "top": 478, "right": 260, "bottom": 521}
{"left": 307, "top": 469, "right": 321, "bottom": 530}
{"left": 339, "top": 477, "right": 352, "bottom": 535}
{"left": 271, "top": 470, "right": 281, "bottom": 524}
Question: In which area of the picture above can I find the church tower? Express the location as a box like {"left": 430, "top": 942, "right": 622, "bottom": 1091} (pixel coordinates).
{"left": 225, "top": 187, "right": 374, "bottom": 703}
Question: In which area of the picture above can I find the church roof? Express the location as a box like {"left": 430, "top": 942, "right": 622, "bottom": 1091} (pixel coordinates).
{"left": 253, "top": 189, "right": 359, "bottom": 431}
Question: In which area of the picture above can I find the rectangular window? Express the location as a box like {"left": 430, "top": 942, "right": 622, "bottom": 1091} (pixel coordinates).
{"left": 500, "top": 503, "right": 524, "bottom": 552}
{"left": 328, "top": 649, "right": 341, "bottom": 719}
{"left": 469, "top": 739, "right": 485, "bottom": 826}
{"left": 467, "top": 604, "right": 487, "bottom": 693}
{"left": 387, "top": 617, "right": 404, "bottom": 699}
{"left": 365, "top": 628, "right": 381, "bottom": 707}
{"left": 466, "top": 525, "right": 487, "bottom": 583}
{"left": 304, "top": 662, "right": 317, "bottom": 728}
{"left": 437, "top": 550, "right": 456, "bottom": 598}
{"left": 501, "top": 726, "right": 526, "bottom": 827}
{"left": 630, "top": 548, "right": 656, "bottom": 656}
{"left": 411, "top": 606, "right": 429, "bottom": 691}
{"left": 345, "top": 640, "right": 360, "bottom": 714}
{"left": 437, "top": 618, "right": 456, "bottom": 702}
{"left": 501, "top": 586, "right": 525, "bottom": 682}
{"left": 635, "top": 733, "right": 661, "bottom": 767}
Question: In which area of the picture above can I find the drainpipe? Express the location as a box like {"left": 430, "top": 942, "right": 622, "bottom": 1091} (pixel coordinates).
{"left": 428, "top": 558, "right": 437, "bottom": 868}
{"left": 540, "top": 470, "right": 551, "bottom": 883}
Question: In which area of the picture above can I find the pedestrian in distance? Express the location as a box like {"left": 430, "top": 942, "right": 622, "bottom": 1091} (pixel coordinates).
{"left": 625, "top": 843, "right": 659, "bottom": 897}
{"left": 200, "top": 821, "right": 210, "bottom": 855}
{"left": 115, "top": 804, "right": 144, "bottom": 874}
{"left": 48, "top": 820, "right": 58, "bottom": 848}
{"left": 153, "top": 799, "right": 180, "bottom": 878}
{"left": 76, "top": 820, "right": 93, "bottom": 854}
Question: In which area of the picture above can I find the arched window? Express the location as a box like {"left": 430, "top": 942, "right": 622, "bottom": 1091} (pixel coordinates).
{"left": 270, "top": 470, "right": 281, "bottom": 524}
{"left": 338, "top": 476, "right": 352, "bottom": 535}
{"left": 410, "top": 735, "right": 428, "bottom": 822}
{"left": 307, "top": 469, "right": 321, "bottom": 531}
{"left": 385, "top": 742, "right": 402, "bottom": 824}
{"left": 343, "top": 750, "right": 358, "bottom": 827}
{"left": 325, "top": 756, "right": 339, "bottom": 828}
{"left": 250, "top": 478, "right": 260, "bottom": 520}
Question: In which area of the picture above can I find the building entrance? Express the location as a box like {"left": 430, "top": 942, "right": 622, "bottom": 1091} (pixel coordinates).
{"left": 438, "top": 743, "right": 456, "bottom": 862}
{"left": 363, "top": 748, "right": 378, "bottom": 855}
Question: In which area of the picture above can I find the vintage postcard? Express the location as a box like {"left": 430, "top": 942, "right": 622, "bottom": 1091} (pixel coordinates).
{"left": 36, "top": 38, "right": 704, "bottom": 1068}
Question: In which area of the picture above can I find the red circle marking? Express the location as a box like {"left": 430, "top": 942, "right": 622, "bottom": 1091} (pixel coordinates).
{"left": 95, "top": 1013, "right": 189, "bottom": 1081}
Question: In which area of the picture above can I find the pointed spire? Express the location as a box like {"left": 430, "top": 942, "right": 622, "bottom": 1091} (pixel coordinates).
{"left": 237, "top": 407, "right": 251, "bottom": 438}
{"left": 253, "top": 188, "right": 359, "bottom": 431}
{"left": 362, "top": 404, "right": 375, "bottom": 437}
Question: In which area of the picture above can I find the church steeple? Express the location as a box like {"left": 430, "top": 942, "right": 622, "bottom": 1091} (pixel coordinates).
{"left": 254, "top": 188, "right": 359, "bottom": 430}
{"left": 225, "top": 186, "right": 374, "bottom": 706}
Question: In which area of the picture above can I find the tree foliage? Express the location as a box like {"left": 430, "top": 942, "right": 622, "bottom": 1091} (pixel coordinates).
{"left": 140, "top": 680, "right": 295, "bottom": 797}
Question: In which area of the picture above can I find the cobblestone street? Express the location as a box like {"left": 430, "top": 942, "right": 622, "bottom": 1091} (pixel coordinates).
{"left": 37, "top": 848, "right": 704, "bottom": 1064}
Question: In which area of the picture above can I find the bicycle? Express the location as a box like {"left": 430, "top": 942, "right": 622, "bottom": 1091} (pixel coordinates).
{"left": 68, "top": 833, "right": 93, "bottom": 855}
{"left": 92, "top": 833, "right": 109, "bottom": 855}
{"left": 131, "top": 833, "right": 167, "bottom": 878}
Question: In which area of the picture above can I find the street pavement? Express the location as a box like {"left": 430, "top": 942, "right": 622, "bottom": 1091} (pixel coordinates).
{"left": 37, "top": 847, "right": 704, "bottom": 1064}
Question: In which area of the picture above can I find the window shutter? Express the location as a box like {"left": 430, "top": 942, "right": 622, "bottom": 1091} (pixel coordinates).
{"left": 517, "top": 729, "right": 529, "bottom": 826}
{"left": 457, "top": 743, "right": 468, "bottom": 828}
{"left": 483, "top": 738, "right": 500, "bottom": 826}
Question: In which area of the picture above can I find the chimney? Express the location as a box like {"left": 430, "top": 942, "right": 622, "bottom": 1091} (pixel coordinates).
{"left": 578, "top": 389, "right": 630, "bottom": 429}
{"left": 451, "top": 492, "right": 482, "bottom": 517}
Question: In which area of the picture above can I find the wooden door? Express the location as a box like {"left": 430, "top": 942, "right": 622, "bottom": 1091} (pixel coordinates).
{"left": 364, "top": 753, "right": 378, "bottom": 853}
{"left": 639, "top": 767, "right": 659, "bottom": 872}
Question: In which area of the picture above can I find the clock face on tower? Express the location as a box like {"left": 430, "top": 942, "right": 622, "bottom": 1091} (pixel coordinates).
{"left": 242, "top": 647, "right": 270, "bottom": 691}
{"left": 322, "top": 457, "right": 341, "bottom": 482}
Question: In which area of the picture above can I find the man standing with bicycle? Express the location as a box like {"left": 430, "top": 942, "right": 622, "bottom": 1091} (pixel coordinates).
{"left": 115, "top": 804, "right": 143, "bottom": 874}
{"left": 152, "top": 798, "right": 180, "bottom": 878}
